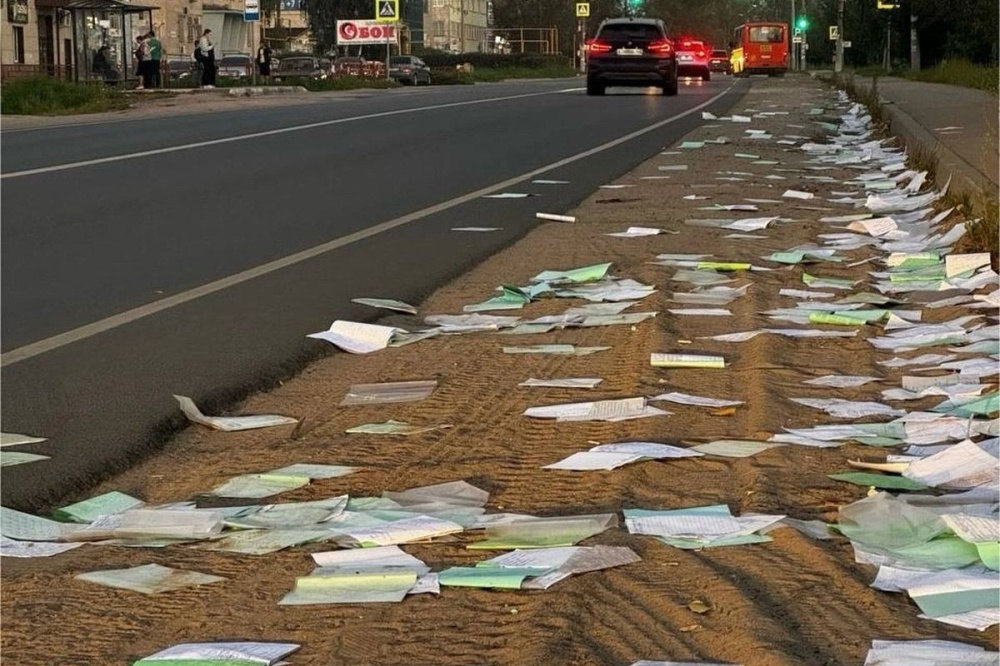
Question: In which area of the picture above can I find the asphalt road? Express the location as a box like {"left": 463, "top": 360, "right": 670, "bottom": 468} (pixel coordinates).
{"left": 1, "top": 76, "right": 747, "bottom": 510}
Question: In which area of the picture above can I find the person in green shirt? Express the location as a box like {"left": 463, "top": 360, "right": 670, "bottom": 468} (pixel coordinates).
{"left": 147, "top": 30, "right": 162, "bottom": 88}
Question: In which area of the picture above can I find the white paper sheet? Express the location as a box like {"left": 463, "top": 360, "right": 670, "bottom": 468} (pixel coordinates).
{"left": 306, "top": 320, "right": 403, "bottom": 353}
{"left": 173, "top": 395, "right": 297, "bottom": 432}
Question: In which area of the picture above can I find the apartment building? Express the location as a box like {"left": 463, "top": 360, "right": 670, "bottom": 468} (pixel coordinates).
{"left": 427, "top": 0, "right": 487, "bottom": 53}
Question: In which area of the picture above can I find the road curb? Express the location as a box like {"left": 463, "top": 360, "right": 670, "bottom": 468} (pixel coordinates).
{"left": 228, "top": 86, "right": 309, "bottom": 97}
{"left": 878, "top": 96, "right": 997, "bottom": 211}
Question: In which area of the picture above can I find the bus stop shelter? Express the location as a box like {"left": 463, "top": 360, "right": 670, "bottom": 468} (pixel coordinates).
{"left": 35, "top": 0, "right": 156, "bottom": 83}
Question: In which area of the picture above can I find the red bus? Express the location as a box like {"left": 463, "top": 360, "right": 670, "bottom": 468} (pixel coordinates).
{"left": 730, "top": 22, "right": 789, "bottom": 76}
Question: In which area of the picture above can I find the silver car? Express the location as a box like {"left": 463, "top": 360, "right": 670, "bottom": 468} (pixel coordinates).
{"left": 218, "top": 54, "right": 253, "bottom": 78}
{"left": 389, "top": 55, "right": 431, "bottom": 85}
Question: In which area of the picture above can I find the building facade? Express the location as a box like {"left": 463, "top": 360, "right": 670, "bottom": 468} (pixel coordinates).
{"left": 427, "top": 0, "right": 487, "bottom": 53}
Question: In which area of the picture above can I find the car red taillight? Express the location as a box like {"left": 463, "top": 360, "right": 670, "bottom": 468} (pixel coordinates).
{"left": 696, "top": 50, "right": 706, "bottom": 58}
{"left": 647, "top": 39, "right": 673, "bottom": 54}
{"left": 586, "top": 39, "right": 612, "bottom": 54}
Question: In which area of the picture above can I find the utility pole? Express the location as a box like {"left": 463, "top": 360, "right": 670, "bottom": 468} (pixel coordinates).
{"left": 459, "top": 0, "right": 465, "bottom": 53}
{"left": 800, "top": 0, "right": 807, "bottom": 71}
{"left": 909, "top": 9, "right": 920, "bottom": 71}
{"left": 835, "top": 0, "right": 844, "bottom": 72}
{"left": 790, "top": 0, "right": 796, "bottom": 71}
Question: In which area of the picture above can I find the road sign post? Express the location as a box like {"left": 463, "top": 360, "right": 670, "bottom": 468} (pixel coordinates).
{"left": 375, "top": 0, "right": 399, "bottom": 76}
{"left": 575, "top": 1, "right": 588, "bottom": 74}
{"left": 244, "top": 0, "right": 259, "bottom": 85}
{"left": 835, "top": 0, "right": 844, "bottom": 73}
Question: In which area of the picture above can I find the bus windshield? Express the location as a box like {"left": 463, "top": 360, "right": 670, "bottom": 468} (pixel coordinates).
{"left": 749, "top": 26, "right": 784, "bottom": 43}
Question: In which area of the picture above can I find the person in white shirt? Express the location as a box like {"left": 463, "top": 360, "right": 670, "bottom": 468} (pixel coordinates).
{"left": 196, "top": 29, "right": 216, "bottom": 87}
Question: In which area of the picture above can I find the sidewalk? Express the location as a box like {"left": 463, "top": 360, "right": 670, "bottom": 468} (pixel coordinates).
{"left": 860, "top": 76, "right": 999, "bottom": 202}
{"left": 2, "top": 78, "right": 995, "bottom": 665}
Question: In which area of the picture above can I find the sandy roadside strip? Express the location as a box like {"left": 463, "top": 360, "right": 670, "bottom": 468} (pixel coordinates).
{"left": 2, "top": 76, "right": 995, "bottom": 666}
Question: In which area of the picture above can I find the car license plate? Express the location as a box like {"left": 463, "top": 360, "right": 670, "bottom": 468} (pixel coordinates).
{"left": 617, "top": 48, "right": 642, "bottom": 56}
{"left": 679, "top": 54, "right": 692, "bottom": 61}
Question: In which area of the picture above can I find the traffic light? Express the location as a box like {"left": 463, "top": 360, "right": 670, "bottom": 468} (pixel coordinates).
{"left": 795, "top": 15, "right": 809, "bottom": 31}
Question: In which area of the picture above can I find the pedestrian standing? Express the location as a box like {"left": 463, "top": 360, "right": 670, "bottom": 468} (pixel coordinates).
{"left": 134, "top": 34, "right": 151, "bottom": 89}
{"left": 198, "top": 29, "right": 216, "bottom": 88}
{"left": 147, "top": 30, "right": 162, "bottom": 88}
{"left": 256, "top": 43, "right": 272, "bottom": 77}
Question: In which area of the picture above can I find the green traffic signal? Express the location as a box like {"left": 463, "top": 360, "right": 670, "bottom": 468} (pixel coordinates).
{"left": 795, "top": 15, "right": 809, "bottom": 30}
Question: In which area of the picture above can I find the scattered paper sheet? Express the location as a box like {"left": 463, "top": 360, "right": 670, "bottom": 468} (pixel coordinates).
{"left": 174, "top": 395, "right": 297, "bottom": 432}
{"left": 1, "top": 451, "right": 50, "bottom": 467}
{"left": 307, "top": 320, "right": 404, "bottom": 353}
{"left": 134, "top": 642, "right": 300, "bottom": 665}
{"left": 607, "top": 227, "right": 664, "bottom": 237}
{"left": 335, "top": 515, "right": 464, "bottom": 547}
{"left": 350, "top": 298, "right": 417, "bottom": 314}
{"left": 345, "top": 420, "right": 451, "bottom": 436}
{"left": 690, "top": 440, "right": 784, "bottom": 458}
{"left": 503, "top": 345, "right": 610, "bottom": 356}
{"left": 340, "top": 380, "right": 437, "bottom": 406}
{"left": 650, "top": 353, "right": 725, "bottom": 369}
{"left": 0, "top": 433, "right": 46, "bottom": 447}
{"left": 650, "top": 392, "right": 743, "bottom": 408}
{"left": 54, "top": 491, "right": 144, "bottom": 523}
{"left": 524, "top": 397, "right": 669, "bottom": 422}
{"left": 519, "top": 378, "right": 603, "bottom": 389}
{"left": 0, "top": 537, "right": 84, "bottom": 558}
{"left": 76, "top": 563, "right": 225, "bottom": 595}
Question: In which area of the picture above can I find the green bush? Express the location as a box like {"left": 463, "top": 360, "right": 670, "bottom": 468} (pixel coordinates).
{"left": 1, "top": 76, "right": 128, "bottom": 115}
{"left": 907, "top": 59, "right": 998, "bottom": 94}
{"left": 428, "top": 68, "right": 475, "bottom": 85}
{"left": 420, "top": 52, "right": 571, "bottom": 70}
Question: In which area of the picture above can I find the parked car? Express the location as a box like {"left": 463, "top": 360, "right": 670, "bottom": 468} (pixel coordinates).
{"left": 273, "top": 55, "right": 332, "bottom": 81}
{"left": 334, "top": 56, "right": 366, "bottom": 76}
{"left": 585, "top": 17, "right": 678, "bottom": 96}
{"left": 675, "top": 38, "right": 711, "bottom": 81}
{"left": 218, "top": 53, "right": 253, "bottom": 78}
{"left": 388, "top": 55, "right": 431, "bottom": 85}
{"left": 709, "top": 48, "right": 731, "bottom": 74}
{"left": 166, "top": 56, "right": 194, "bottom": 81}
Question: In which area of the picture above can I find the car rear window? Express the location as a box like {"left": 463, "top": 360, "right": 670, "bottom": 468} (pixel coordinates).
{"left": 280, "top": 60, "right": 316, "bottom": 72}
{"left": 677, "top": 40, "right": 705, "bottom": 51}
{"left": 598, "top": 23, "right": 663, "bottom": 41}
{"left": 390, "top": 57, "right": 411, "bottom": 65}
{"left": 711, "top": 50, "right": 727, "bottom": 57}
{"left": 750, "top": 26, "right": 784, "bottom": 43}
{"left": 220, "top": 57, "right": 247, "bottom": 66}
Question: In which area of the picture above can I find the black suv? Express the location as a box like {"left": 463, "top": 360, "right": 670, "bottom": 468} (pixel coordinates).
{"left": 586, "top": 18, "right": 678, "bottom": 96}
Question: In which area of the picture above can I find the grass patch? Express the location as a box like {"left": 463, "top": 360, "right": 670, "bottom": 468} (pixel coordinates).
{"left": 821, "top": 72, "right": 887, "bottom": 131}
{"left": 1, "top": 76, "right": 128, "bottom": 115}
{"left": 906, "top": 141, "right": 938, "bottom": 182}
{"left": 849, "top": 59, "right": 998, "bottom": 94}
{"left": 469, "top": 64, "right": 578, "bottom": 82}
{"left": 429, "top": 64, "right": 577, "bottom": 85}
{"left": 967, "top": 203, "right": 1000, "bottom": 266}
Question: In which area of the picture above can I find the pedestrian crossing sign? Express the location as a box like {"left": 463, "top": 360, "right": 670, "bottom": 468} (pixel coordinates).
{"left": 575, "top": 2, "right": 589, "bottom": 17}
{"left": 376, "top": 0, "right": 398, "bottom": 21}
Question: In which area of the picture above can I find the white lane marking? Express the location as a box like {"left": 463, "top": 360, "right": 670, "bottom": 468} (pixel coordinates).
{"left": 1, "top": 83, "right": 735, "bottom": 367}
{"left": 1, "top": 88, "right": 580, "bottom": 179}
